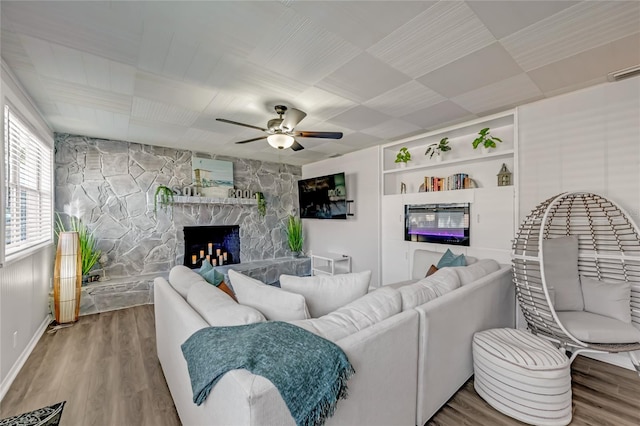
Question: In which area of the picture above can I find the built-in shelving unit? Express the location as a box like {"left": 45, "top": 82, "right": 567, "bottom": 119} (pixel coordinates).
{"left": 173, "top": 196, "right": 257, "bottom": 205}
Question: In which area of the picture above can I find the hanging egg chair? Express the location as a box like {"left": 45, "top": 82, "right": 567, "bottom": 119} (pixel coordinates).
{"left": 512, "top": 192, "right": 640, "bottom": 374}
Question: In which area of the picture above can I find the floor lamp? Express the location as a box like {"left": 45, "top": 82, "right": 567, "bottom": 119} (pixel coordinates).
{"left": 54, "top": 231, "right": 82, "bottom": 323}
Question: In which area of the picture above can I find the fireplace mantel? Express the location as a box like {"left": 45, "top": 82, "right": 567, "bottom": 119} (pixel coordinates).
{"left": 173, "top": 196, "right": 258, "bottom": 206}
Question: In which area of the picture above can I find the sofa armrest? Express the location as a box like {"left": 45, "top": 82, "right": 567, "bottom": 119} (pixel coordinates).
{"left": 414, "top": 266, "right": 515, "bottom": 425}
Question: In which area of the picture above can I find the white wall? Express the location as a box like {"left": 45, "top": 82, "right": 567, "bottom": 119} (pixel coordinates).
{"left": 301, "top": 146, "right": 381, "bottom": 287}
{"left": 518, "top": 75, "right": 640, "bottom": 369}
{"left": 0, "top": 61, "right": 55, "bottom": 399}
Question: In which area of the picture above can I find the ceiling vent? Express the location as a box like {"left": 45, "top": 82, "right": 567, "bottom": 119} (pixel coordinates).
{"left": 607, "top": 65, "right": 640, "bottom": 82}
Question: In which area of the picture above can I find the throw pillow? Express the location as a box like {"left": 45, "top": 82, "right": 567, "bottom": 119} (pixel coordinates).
{"left": 542, "top": 236, "right": 584, "bottom": 311}
{"left": 425, "top": 265, "right": 439, "bottom": 277}
{"left": 436, "top": 249, "right": 466, "bottom": 268}
{"left": 228, "top": 270, "right": 310, "bottom": 321}
{"left": 454, "top": 259, "right": 501, "bottom": 286}
{"left": 198, "top": 259, "right": 225, "bottom": 286}
{"left": 279, "top": 271, "right": 371, "bottom": 318}
{"left": 580, "top": 275, "right": 631, "bottom": 323}
{"left": 187, "top": 280, "right": 265, "bottom": 326}
{"left": 398, "top": 268, "right": 461, "bottom": 309}
{"left": 217, "top": 281, "right": 238, "bottom": 302}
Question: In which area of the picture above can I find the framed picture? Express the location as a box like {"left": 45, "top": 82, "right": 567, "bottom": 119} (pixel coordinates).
{"left": 192, "top": 157, "right": 234, "bottom": 198}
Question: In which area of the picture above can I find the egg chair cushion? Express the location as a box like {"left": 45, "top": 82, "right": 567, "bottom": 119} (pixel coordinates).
{"left": 542, "top": 236, "right": 584, "bottom": 311}
{"left": 556, "top": 311, "right": 640, "bottom": 344}
{"left": 580, "top": 276, "right": 631, "bottom": 323}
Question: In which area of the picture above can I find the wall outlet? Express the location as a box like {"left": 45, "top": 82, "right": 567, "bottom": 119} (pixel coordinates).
{"left": 12, "top": 331, "right": 18, "bottom": 348}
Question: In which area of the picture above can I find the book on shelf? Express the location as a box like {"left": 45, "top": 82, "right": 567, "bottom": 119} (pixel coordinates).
{"left": 422, "top": 173, "right": 472, "bottom": 192}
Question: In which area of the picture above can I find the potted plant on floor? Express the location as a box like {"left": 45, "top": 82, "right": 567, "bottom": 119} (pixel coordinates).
{"left": 395, "top": 147, "right": 411, "bottom": 168}
{"left": 286, "top": 215, "right": 304, "bottom": 257}
{"left": 472, "top": 127, "right": 502, "bottom": 154}
{"left": 425, "top": 137, "right": 451, "bottom": 162}
{"left": 55, "top": 214, "right": 101, "bottom": 284}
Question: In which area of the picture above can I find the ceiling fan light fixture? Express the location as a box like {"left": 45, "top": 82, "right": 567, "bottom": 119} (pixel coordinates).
{"left": 267, "top": 134, "right": 294, "bottom": 149}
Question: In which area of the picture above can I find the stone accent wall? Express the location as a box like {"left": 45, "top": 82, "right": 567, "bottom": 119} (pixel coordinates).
{"left": 54, "top": 133, "right": 301, "bottom": 279}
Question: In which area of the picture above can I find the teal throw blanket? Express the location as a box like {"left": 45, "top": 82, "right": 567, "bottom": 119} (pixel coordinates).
{"left": 181, "top": 321, "right": 355, "bottom": 426}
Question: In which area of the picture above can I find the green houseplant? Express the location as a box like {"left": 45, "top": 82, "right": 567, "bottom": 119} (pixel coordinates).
{"left": 286, "top": 215, "right": 303, "bottom": 256}
{"left": 255, "top": 192, "right": 266, "bottom": 217}
{"left": 394, "top": 147, "right": 411, "bottom": 166}
{"left": 425, "top": 137, "right": 451, "bottom": 160}
{"left": 55, "top": 214, "right": 101, "bottom": 280}
{"left": 154, "top": 185, "right": 175, "bottom": 216}
{"left": 472, "top": 127, "right": 502, "bottom": 151}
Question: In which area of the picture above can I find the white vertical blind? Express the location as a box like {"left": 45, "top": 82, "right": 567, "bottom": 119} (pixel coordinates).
{"left": 4, "top": 104, "right": 53, "bottom": 258}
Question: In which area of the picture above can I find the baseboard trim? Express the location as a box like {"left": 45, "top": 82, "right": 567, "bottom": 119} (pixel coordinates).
{"left": 0, "top": 315, "right": 51, "bottom": 401}
{"left": 582, "top": 351, "right": 634, "bottom": 371}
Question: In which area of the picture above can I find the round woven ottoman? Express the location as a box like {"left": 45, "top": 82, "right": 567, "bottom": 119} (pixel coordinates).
{"left": 473, "top": 328, "right": 572, "bottom": 426}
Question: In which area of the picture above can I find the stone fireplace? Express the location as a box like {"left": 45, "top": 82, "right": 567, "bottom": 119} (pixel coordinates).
{"left": 183, "top": 225, "right": 240, "bottom": 269}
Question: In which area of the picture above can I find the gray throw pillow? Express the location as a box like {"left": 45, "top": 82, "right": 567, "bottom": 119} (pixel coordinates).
{"left": 581, "top": 275, "right": 631, "bottom": 323}
{"left": 542, "top": 236, "right": 584, "bottom": 311}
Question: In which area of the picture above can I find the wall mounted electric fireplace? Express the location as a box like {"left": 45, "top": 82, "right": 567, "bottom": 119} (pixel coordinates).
{"left": 183, "top": 225, "right": 240, "bottom": 268}
{"left": 404, "top": 203, "right": 470, "bottom": 246}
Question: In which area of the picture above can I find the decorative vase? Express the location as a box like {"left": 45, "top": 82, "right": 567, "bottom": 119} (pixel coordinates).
{"left": 482, "top": 146, "right": 494, "bottom": 155}
{"left": 54, "top": 232, "right": 82, "bottom": 324}
{"left": 398, "top": 162, "right": 407, "bottom": 169}
{"left": 435, "top": 153, "right": 443, "bottom": 163}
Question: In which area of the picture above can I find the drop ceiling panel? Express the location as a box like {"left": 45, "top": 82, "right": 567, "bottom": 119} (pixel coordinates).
{"left": 293, "top": 87, "right": 357, "bottom": 121}
{"left": 133, "top": 71, "right": 217, "bottom": 111}
{"left": 451, "top": 73, "right": 543, "bottom": 114}
{"left": 127, "top": 119, "right": 187, "bottom": 146}
{"left": 501, "top": 1, "right": 640, "bottom": 71}
{"left": 360, "top": 119, "right": 422, "bottom": 141}
{"left": 42, "top": 77, "right": 132, "bottom": 114}
{"left": 401, "top": 100, "right": 474, "bottom": 129}
{"left": 162, "top": 35, "right": 200, "bottom": 80}
{"left": 326, "top": 105, "right": 393, "bottom": 132}
{"left": 131, "top": 98, "right": 200, "bottom": 127}
{"left": 417, "top": 43, "right": 524, "bottom": 98}
{"left": 368, "top": 1, "right": 496, "bottom": 78}
{"left": 364, "top": 81, "right": 447, "bottom": 118}
{"left": 317, "top": 53, "right": 411, "bottom": 103}
{"left": 338, "top": 132, "right": 383, "bottom": 149}
{"left": 179, "top": 128, "right": 231, "bottom": 147}
{"left": 184, "top": 45, "right": 224, "bottom": 87}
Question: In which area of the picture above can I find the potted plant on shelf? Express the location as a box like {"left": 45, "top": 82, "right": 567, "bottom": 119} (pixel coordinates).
{"left": 425, "top": 137, "right": 451, "bottom": 162}
{"left": 154, "top": 185, "right": 175, "bottom": 217}
{"left": 395, "top": 147, "right": 411, "bottom": 168}
{"left": 472, "top": 127, "right": 502, "bottom": 154}
{"left": 286, "top": 215, "right": 304, "bottom": 257}
{"left": 55, "top": 214, "right": 102, "bottom": 284}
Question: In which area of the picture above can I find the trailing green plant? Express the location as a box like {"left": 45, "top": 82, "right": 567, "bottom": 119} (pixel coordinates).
{"left": 472, "top": 127, "right": 502, "bottom": 150}
{"left": 425, "top": 137, "right": 451, "bottom": 159}
{"left": 286, "top": 215, "right": 303, "bottom": 254}
{"left": 394, "top": 147, "right": 411, "bottom": 163}
{"left": 154, "top": 185, "right": 174, "bottom": 215}
{"left": 55, "top": 213, "right": 101, "bottom": 276}
{"left": 255, "top": 192, "right": 266, "bottom": 217}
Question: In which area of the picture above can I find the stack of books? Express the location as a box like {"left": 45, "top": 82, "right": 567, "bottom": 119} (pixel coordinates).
{"left": 423, "top": 173, "right": 472, "bottom": 192}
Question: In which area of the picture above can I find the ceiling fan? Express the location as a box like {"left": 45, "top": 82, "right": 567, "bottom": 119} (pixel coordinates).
{"left": 216, "top": 105, "right": 343, "bottom": 151}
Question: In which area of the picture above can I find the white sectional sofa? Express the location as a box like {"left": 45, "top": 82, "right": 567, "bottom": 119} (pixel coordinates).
{"left": 154, "top": 250, "right": 514, "bottom": 426}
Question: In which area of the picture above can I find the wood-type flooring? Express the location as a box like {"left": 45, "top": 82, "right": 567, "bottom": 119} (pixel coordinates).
{"left": 1, "top": 305, "right": 638, "bottom": 426}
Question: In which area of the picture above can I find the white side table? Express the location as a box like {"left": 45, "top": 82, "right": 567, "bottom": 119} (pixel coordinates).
{"left": 311, "top": 252, "right": 351, "bottom": 276}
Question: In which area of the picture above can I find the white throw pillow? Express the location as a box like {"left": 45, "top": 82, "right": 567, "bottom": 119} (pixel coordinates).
{"left": 454, "top": 259, "right": 501, "bottom": 286}
{"left": 279, "top": 271, "right": 371, "bottom": 318}
{"left": 187, "top": 281, "right": 266, "bottom": 326}
{"left": 398, "top": 268, "right": 461, "bottom": 309}
{"left": 169, "top": 265, "right": 204, "bottom": 298}
{"left": 542, "top": 236, "right": 584, "bottom": 311}
{"left": 580, "top": 275, "right": 631, "bottom": 323}
{"left": 229, "top": 270, "right": 310, "bottom": 321}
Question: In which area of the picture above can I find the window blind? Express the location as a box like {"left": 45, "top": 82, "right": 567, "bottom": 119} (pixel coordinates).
{"left": 4, "top": 104, "right": 53, "bottom": 258}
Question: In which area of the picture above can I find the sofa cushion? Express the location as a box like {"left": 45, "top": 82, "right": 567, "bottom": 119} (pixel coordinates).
{"left": 542, "top": 236, "right": 584, "bottom": 311}
{"left": 425, "top": 265, "right": 439, "bottom": 277}
{"left": 169, "top": 265, "right": 206, "bottom": 298}
{"left": 289, "top": 286, "right": 402, "bottom": 342}
{"left": 229, "top": 270, "right": 310, "bottom": 321}
{"left": 580, "top": 276, "right": 631, "bottom": 323}
{"left": 556, "top": 311, "right": 640, "bottom": 344}
{"left": 454, "top": 259, "right": 501, "bottom": 286}
{"left": 411, "top": 249, "right": 477, "bottom": 280}
{"left": 187, "top": 280, "right": 266, "bottom": 326}
{"left": 279, "top": 271, "right": 371, "bottom": 318}
{"left": 436, "top": 249, "right": 466, "bottom": 268}
{"left": 398, "top": 268, "right": 461, "bottom": 310}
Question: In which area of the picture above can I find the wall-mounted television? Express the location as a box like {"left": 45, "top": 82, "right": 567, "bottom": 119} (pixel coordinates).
{"left": 298, "top": 172, "right": 347, "bottom": 219}
{"left": 405, "top": 203, "right": 470, "bottom": 246}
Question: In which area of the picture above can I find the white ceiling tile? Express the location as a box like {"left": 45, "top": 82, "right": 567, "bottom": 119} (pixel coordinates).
{"left": 401, "top": 101, "right": 475, "bottom": 129}
{"left": 19, "top": 35, "right": 60, "bottom": 79}
{"left": 184, "top": 45, "right": 224, "bottom": 87}
{"left": 49, "top": 44, "right": 88, "bottom": 86}
{"left": 468, "top": 1, "right": 579, "bottom": 39}
{"left": 360, "top": 119, "right": 423, "bottom": 141}
{"left": 326, "top": 105, "right": 393, "bottom": 132}
{"left": 417, "top": 43, "right": 523, "bottom": 98}
{"left": 132, "top": 98, "right": 200, "bottom": 127}
{"left": 109, "top": 61, "right": 136, "bottom": 96}
{"left": 137, "top": 21, "right": 173, "bottom": 74}
{"left": 501, "top": 1, "right": 640, "bottom": 71}
{"left": 179, "top": 128, "right": 231, "bottom": 147}
{"left": 316, "top": 53, "right": 411, "bottom": 102}
{"left": 127, "top": 119, "right": 187, "bottom": 146}
{"left": 451, "top": 74, "right": 543, "bottom": 114}
{"left": 368, "top": 2, "right": 496, "bottom": 78}
{"left": 81, "top": 52, "right": 136, "bottom": 96}
{"left": 302, "top": 141, "right": 355, "bottom": 156}
{"left": 293, "top": 87, "right": 357, "bottom": 122}
{"left": 340, "top": 132, "right": 384, "bottom": 149}
{"left": 289, "top": 1, "right": 436, "bottom": 49}
{"left": 42, "top": 77, "right": 132, "bottom": 114}
{"left": 364, "top": 81, "right": 446, "bottom": 118}
{"left": 133, "top": 70, "right": 216, "bottom": 111}
{"left": 162, "top": 35, "right": 200, "bottom": 80}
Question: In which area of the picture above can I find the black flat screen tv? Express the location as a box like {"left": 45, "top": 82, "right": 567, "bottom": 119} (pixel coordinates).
{"left": 298, "top": 172, "right": 347, "bottom": 219}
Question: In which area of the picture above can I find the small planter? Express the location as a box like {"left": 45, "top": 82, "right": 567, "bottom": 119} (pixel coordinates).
{"left": 398, "top": 162, "right": 407, "bottom": 169}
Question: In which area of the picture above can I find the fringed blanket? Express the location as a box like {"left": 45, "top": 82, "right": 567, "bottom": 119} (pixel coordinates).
{"left": 181, "top": 321, "right": 355, "bottom": 426}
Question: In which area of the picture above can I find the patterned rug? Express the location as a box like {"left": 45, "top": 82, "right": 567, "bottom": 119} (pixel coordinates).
{"left": 0, "top": 402, "right": 65, "bottom": 426}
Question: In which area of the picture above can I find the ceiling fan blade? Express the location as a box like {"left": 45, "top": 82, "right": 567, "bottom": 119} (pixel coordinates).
{"left": 234, "top": 136, "right": 267, "bottom": 144}
{"left": 291, "top": 140, "right": 305, "bottom": 151}
{"left": 281, "top": 108, "right": 307, "bottom": 131}
{"left": 296, "top": 131, "right": 343, "bottom": 139}
{"left": 216, "top": 118, "right": 267, "bottom": 132}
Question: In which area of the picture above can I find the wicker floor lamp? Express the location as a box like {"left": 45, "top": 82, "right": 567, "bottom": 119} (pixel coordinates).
{"left": 54, "top": 231, "right": 82, "bottom": 323}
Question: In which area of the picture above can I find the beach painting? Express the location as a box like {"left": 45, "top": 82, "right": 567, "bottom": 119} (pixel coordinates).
{"left": 192, "top": 157, "right": 234, "bottom": 198}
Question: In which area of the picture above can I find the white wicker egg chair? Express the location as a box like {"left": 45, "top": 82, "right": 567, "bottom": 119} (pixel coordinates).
{"left": 512, "top": 192, "right": 640, "bottom": 374}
